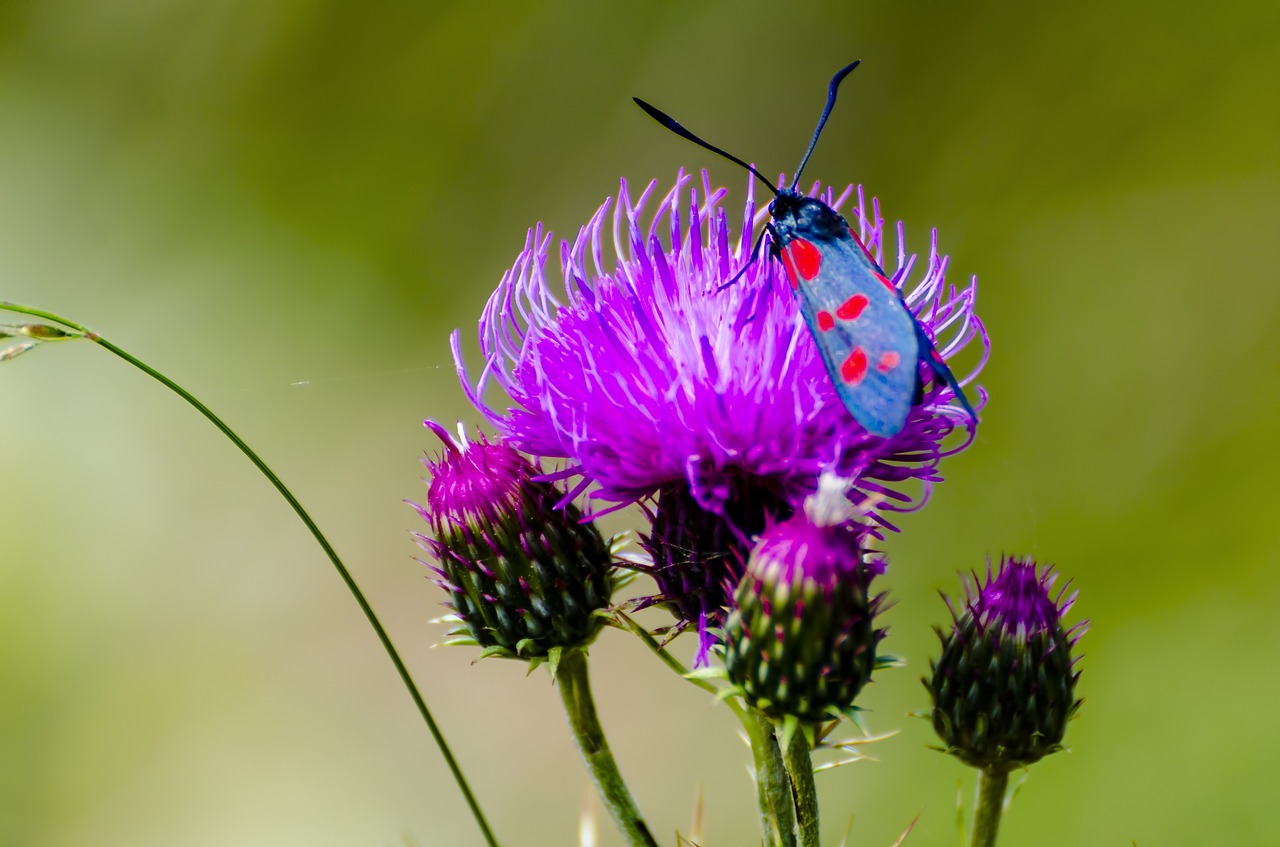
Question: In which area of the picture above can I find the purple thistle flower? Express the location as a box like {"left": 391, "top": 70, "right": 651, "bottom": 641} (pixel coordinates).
{"left": 417, "top": 421, "right": 535, "bottom": 529}
{"left": 455, "top": 170, "right": 988, "bottom": 646}
{"left": 409, "top": 422, "right": 616, "bottom": 659}
{"left": 959, "top": 556, "right": 1084, "bottom": 642}
{"left": 927, "top": 556, "right": 1087, "bottom": 770}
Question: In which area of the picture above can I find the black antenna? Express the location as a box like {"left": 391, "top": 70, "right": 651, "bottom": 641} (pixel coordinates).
{"left": 632, "top": 97, "right": 779, "bottom": 196}
{"left": 790, "top": 59, "right": 861, "bottom": 191}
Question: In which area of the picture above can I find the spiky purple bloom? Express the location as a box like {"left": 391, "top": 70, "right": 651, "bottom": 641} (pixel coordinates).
{"left": 927, "top": 556, "right": 1087, "bottom": 771}
{"left": 722, "top": 475, "right": 888, "bottom": 720}
{"left": 962, "top": 557, "right": 1076, "bottom": 638}
{"left": 409, "top": 422, "right": 616, "bottom": 659}
{"left": 456, "top": 170, "right": 987, "bottom": 644}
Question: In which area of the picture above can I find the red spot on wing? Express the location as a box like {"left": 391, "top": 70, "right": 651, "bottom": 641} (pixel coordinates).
{"left": 786, "top": 238, "right": 823, "bottom": 281}
{"left": 877, "top": 351, "right": 901, "bottom": 372}
{"left": 816, "top": 310, "right": 835, "bottom": 331}
{"left": 840, "top": 347, "right": 868, "bottom": 385}
{"left": 875, "top": 272, "right": 896, "bottom": 293}
{"left": 779, "top": 249, "right": 801, "bottom": 289}
{"left": 835, "top": 294, "right": 869, "bottom": 321}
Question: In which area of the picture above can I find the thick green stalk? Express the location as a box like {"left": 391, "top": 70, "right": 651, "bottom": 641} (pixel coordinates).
{"left": 0, "top": 302, "right": 499, "bottom": 847}
{"left": 783, "top": 729, "right": 819, "bottom": 847}
{"left": 556, "top": 648, "right": 657, "bottom": 847}
{"left": 971, "top": 767, "right": 1010, "bottom": 847}
{"left": 746, "top": 707, "right": 799, "bottom": 847}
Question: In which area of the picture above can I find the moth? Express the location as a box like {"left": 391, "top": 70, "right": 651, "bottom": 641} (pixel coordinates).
{"left": 635, "top": 61, "right": 975, "bottom": 437}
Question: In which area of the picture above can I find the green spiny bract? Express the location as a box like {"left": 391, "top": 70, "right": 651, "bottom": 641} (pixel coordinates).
{"left": 412, "top": 422, "right": 617, "bottom": 660}
{"left": 926, "top": 556, "right": 1086, "bottom": 770}
{"left": 722, "top": 474, "right": 886, "bottom": 722}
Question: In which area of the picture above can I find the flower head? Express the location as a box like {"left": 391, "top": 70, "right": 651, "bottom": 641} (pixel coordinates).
{"left": 927, "top": 556, "right": 1087, "bottom": 771}
{"left": 410, "top": 422, "right": 616, "bottom": 659}
{"left": 456, "top": 170, "right": 987, "bottom": 643}
{"left": 723, "top": 474, "right": 888, "bottom": 721}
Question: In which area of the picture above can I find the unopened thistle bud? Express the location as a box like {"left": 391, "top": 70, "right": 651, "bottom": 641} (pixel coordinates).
{"left": 927, "top": 556, "right": 1086, "bottom": 770}
{"left": 723, "top": 474, "right": 887, "bottom": 722}
{"left": 640, "top": 481, "right": 784, "bottom": 665}
{"left": 410, "top": 421, "right": 616, "bottom": 659}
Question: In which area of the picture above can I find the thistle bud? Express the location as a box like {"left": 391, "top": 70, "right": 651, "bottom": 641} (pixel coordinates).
{"left": 722, "top": 474, "right": 886, "bottom": 722}
{"left": 927, "top": 556, "right": 1086, "bottom": 770}
{"left": 639, "top": 481, "right": 784, "bottom": 664}
{"left": 410, "top": 421, "right": 616, "bottom": 659}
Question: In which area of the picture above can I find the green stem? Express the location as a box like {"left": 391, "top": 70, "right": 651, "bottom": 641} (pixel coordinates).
{"left": 746, "top": 707, "right": 798, "bottom": 847}
{"left": 971, "top": 767, "right": 1009, "bottom": 847}
{"left": 783, "top": 728, "right": 819, "bottom": 847}
{"left": 611, "top": 610, "right": 731, "bottom": 702}
{"left": 0, "top": 302, "right": 499, "bottom": 847}
{"left": 614, "top": 613, "right": 798, "bottom": 847}
{"left": 556, "top": 648, "right": 657, "bottom": 847}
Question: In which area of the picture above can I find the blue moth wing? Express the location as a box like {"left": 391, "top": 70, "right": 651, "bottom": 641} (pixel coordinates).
{"left": 915, "top": 319, "right": 976, "bottom": 421}
{"left": 774, "top": 217, "right": 919, "bottom": 437}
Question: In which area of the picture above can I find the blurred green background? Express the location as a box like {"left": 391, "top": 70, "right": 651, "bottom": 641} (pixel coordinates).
{"left": 2, "top": 1, "right": 1277, "bottom": 845}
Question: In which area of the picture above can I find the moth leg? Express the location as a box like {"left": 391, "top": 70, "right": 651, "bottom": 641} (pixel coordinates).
{"left": 717, "top": 226, "right": 770, "bottom": 292}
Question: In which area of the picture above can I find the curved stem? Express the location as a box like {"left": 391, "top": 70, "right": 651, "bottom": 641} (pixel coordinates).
{"left": 556, "top": 648, "right": 658, "bottom": 847}
{"left": 971, "top": 767, "right": 1009, "bottom": 847}
{"left": 612, "top": 610, "right": 733, "bottom": 705}
{"left": 783, "top": 729, "right": 819, "bottom": 847}
{"left": 746, "top": 707, "right": 798, "bottom": 847}
{"left": 0, "top": 301, "right": 500, "bottom": 847}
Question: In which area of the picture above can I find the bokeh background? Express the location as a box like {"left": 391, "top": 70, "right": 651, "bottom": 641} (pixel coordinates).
{"left": 2, "top": 2, "right": 1277, "bottom": 845}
